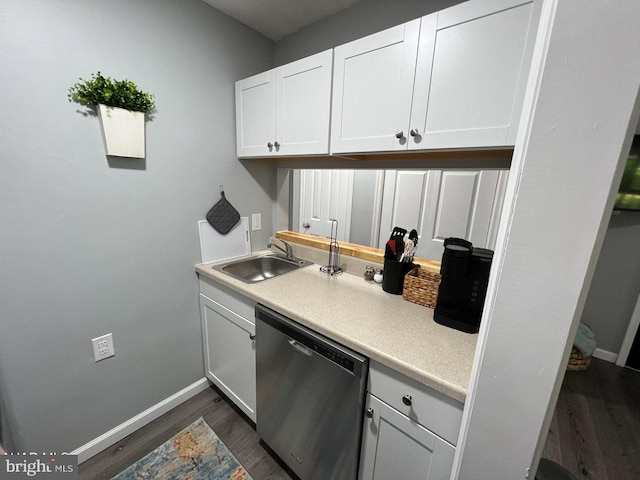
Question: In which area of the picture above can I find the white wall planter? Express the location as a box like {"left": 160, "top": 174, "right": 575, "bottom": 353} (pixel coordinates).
{"left": 97, "top": 104, "right": 145, "bottom": 158}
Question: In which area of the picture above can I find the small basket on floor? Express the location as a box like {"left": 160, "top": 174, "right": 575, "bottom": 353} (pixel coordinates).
{"left": 402, "top": 267, "right": 441, "bottom": 309}
{"left": 566, "top": 347, "right": 591, "bottom": 372}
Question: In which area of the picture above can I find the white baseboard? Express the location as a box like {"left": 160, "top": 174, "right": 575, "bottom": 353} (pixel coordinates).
{"left": 71, "top": 377, "right": 211, "bottom": 464}
{"left": 592, "top": 348, "right": 618, "bottom": 363}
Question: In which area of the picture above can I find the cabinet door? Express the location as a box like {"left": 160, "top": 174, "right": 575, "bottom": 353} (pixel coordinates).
{"left": 200, "top": 293, "right": 256, "bottom": 421}
{"left": 331, "top": 20, "right": 420, "bottom": 154}
{"left": 378, "top": 169, "right": 507, "bottom": 261}
{"left": 235, "top": 70, "right": 276, "bottom": 157}
{"left": 409, "top": 0, "right": 538, "bottom": 150}
{"left": 359, "top": 395, "right": 455, "bottom": 480}
{"left": 276, "top": 49, "right": 333, "bottom": 155}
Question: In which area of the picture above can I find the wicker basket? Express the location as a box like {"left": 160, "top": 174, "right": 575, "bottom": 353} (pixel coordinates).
{"left": 402, "top": 267, "right": 441, "bottom": 309}
{"left": 567, "top": 347, "right": 591, "bottom": 371}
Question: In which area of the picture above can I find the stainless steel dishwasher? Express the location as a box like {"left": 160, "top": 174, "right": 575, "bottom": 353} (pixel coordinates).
{"left": 255, "top": 304, "right": 368, "bottom": 480}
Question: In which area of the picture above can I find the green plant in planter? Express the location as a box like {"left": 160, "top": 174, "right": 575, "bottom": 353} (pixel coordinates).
{"left": 68, "top": 71, "right": 155, "bottom": 113}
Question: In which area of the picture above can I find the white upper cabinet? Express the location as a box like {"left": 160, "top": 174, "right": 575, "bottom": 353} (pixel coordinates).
{"left": 330, "top": 20, "right": 420, "bottom": 153}
{"left": 409, "top": 0, "right": 538, "bottom": 150}
{"left": 236, "top": 71, "right": 276, "bottom": 157}
{"left": 236, "top": 49, "right": 333, "bottom": 157}
{"left": 331, "top": 0, "right": 539, "bottom": 154}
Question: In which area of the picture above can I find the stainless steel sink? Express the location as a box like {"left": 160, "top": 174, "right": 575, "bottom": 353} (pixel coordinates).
{"left": 214, "top": 254, "right": 313, "bottom": 283}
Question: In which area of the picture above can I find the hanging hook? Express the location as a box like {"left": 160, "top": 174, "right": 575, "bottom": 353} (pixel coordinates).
{"left": 219, "top": 185, "right": 225, "bottom": 198}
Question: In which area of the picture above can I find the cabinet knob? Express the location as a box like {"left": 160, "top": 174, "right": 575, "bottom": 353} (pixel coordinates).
{"left": 402, "top": 394, "right": 412, "bottom": 406}
{"left": 410, "top": 128, "right": 420, "bottom": 137}
{"left": 365, "top": 407, "right": 374, "bottom": 418}
{"left": 395, "top": 130, "right": 404, "bottom": 139}
{"left": 274, "top": 141, "right": 280, "bottom": 149}
{"left": 249, "top": 333, "right": 256, "bottom": 340}
{"left": 267, "top": 142, "right": 273, "bottom": 149}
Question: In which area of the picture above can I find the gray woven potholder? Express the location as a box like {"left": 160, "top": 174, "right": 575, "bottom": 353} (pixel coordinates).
{"left": 206, "top": 189, "right": 240, "bottom": 235}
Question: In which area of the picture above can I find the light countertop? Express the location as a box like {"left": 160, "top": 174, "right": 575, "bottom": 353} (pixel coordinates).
{"left": 195, "top": 252, "right": 477, "bottom": 403}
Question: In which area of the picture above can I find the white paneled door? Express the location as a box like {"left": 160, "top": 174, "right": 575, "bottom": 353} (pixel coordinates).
{"left": 379, "top": 170, "right": 508, "bottom": 260}
{"left": 299, "top": 170, "right": 354, "bottom": 241}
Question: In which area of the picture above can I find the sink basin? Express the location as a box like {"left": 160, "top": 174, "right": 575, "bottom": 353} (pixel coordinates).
{"left": 214, "top": 254, "right": 313, "bottom": 283}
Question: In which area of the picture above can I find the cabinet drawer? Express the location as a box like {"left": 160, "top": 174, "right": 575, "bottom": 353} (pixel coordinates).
{"left": 368, "top": 361, "right": 463, "bottom": 445}
{"left": 198, "top": 275, "right": 255, "bottom": 322}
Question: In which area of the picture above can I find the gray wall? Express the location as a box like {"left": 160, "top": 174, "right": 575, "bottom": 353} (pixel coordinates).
{"left": 579, "top": 118, "right": 640, "bottom": 354}
{"left": 274, "top": 0, "right": 464, "bottom": 66}
{"left": 581, "top": 213, "right": 640, "bottom": 353}
{"left": 0, "top": 0, "right": 273, "bottom": 453}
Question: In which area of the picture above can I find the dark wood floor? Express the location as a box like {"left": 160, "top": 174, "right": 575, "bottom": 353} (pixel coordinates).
{"left": 542, "top": 358, "right": 640, "bottom": 480}
{"left": 80, "top": 359, "right": 639, "bottom": 480}
{"left": 79, "top": 385, "right": 295, "bottom": 480}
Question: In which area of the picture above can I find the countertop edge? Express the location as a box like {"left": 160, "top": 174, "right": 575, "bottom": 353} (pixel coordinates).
{"left": 195, "top": 255, "right": 471, "bottom": 404}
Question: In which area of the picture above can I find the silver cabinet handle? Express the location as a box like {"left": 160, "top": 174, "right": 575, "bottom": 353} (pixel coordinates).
{"left": 249, "top": 333, "right": 256, "bottom": 340}
{"left": 402, "top": 394, "right": 412, "bottom": 406}
{"left": 267, "top": 142, "right": 273, "bottom": 149}
{"left": 365, "top": 407, "right": 374, "bottom": 418}
{"left": 274, "top": 141, "right": 280, "bottom": 148}
{"left": 395, "top": 130, "right": 404, "bottom": 139}
{"left": 410, "top": 128, "right": 420, "bottom": 137}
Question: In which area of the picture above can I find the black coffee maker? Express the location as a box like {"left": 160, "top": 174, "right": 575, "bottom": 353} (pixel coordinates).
{"left": 434, "top": 238, "right": 493, "bottom": 333}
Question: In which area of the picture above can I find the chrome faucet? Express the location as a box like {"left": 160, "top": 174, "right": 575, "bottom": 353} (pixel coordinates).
{"left": 268, "top": 237, "right": 296, "bottom": 261}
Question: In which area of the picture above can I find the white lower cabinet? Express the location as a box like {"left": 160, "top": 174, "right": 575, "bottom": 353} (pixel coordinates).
{"left": 359, "top": 361, "right": 463, "bottom": 480}
{"left": 359, "top": 395, "right": 455, "bottom": 480}
{"left": 198, "top": 277, "right": 256, "bottom": 422}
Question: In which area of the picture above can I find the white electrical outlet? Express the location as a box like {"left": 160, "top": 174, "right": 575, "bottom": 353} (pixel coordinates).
{"left": 252, "top": 213, "right": 262, "bottom": 231}
{"left": 91, "top": 333, "right": 115, "bottom": 362}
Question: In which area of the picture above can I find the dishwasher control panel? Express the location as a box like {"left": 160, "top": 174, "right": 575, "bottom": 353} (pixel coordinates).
{"left": 312, "top": 342, "right": 355, "bottom": 372}
{"left": 255, "top": 303, "right": 367, "bottom": 379}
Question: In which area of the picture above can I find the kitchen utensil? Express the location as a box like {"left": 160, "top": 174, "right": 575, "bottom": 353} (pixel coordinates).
{"left": 385, "top": 239, "right": 397, "bottom": 259}
{"left": 394, "top": 237, "right": 404, "bottom": 259}
{"left": 388, "top": 226, "right": 407, "bottom": 261}
{"left": 390, "top": 226, "right": 407, "bottom": 239}
{"left": 400, "top": 238, "right": 414, "bottom": 262}
{"left": 206, "top": 186, "right": 240, "bottom": 234}
{"left": 401, "top": 229, "right": 419, "bottom": 263}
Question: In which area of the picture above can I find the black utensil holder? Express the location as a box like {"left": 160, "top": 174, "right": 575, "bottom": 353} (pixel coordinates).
{"left": 382, "top": 258, "right": 415, "bottom": 295}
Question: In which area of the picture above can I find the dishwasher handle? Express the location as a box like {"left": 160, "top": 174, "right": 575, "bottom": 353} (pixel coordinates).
{"left": 255, "top": 303, "right": 368, "bottom": 378}
{"left": 288, "top": 338, "right": 313, "bottom": 356}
